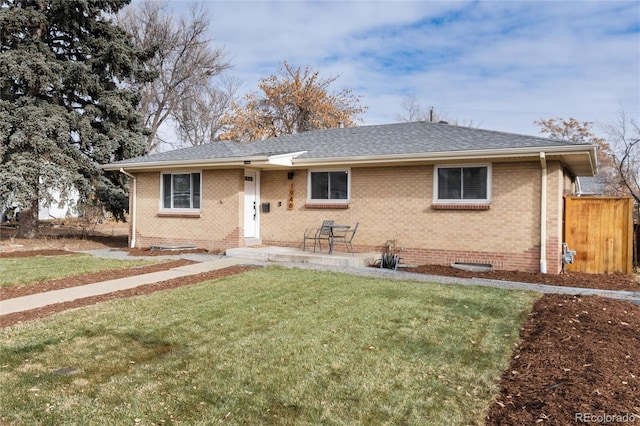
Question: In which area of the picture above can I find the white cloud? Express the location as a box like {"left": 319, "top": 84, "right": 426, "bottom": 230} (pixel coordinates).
{"left": 165, "top": 0, "right": 639, "bottom": 137}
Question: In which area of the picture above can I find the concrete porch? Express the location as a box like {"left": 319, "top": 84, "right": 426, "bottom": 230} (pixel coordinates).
{"left": 226, "top": 246, "right": 379, "bottom": 268}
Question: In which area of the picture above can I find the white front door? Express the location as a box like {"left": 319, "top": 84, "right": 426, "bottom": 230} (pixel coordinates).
{"left": 244, "top": 171, "right": 258, "bottom": 238}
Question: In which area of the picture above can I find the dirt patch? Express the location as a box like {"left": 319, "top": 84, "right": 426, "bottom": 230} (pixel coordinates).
{"left": 1, "top": 222, "right": 220, "bottom": 258}
{"left": 0, "top": 265, "right": 258, "bottom": 328}
{"left": 486, "top": 294, "right": 640, "bottom": 424}
{"left": 404, "top": 264, "right": 640, "bottom": 292}
{"left": 0, "top": 234, "right": 129, "bottom": 252}
{"left": 1, "top": 219, "right": 129, "bottom": 252}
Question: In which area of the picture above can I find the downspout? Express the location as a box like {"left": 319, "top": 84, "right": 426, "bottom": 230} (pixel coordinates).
{"left": 119, "top": 168, "right": 137, "bottom": 249}
{"left": 539, "top": 153, "right": 547, "bottom": 273}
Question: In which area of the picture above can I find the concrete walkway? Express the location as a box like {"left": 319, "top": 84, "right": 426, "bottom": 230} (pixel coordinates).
{"left": 273, "top": 262, "right": 640, "bottom": 306}
{"left": 2, "top": 253, "right": 640, "bottom": 316}
{"left": 0, "top": 257, "right": 255, "bottom": 316}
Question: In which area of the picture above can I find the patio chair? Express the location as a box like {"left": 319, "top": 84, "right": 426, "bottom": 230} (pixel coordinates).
{"left": 330, "top": 222, "right": 358, "bottom": 255}
{"left": 303, "top": 220, "right": 334, "bottom": 252}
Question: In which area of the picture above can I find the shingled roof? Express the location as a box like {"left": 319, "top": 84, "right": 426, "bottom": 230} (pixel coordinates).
{"left": 105, "top": 121, "right": 598, "bottom": 175}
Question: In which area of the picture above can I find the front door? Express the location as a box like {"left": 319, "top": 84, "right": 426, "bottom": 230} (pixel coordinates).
{"left": 244, "top": 171, "right": 258, "bottom": 238}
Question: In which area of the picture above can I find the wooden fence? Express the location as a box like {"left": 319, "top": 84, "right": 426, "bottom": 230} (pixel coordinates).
{"left": 563, "top": 196, "right": 633, "bottom": 274}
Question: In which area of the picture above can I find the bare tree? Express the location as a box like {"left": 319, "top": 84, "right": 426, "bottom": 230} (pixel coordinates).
{"left": 174, "top": 76, "right": 241, "bottom": 147}
{"left": 118, "top": 0, "right": 230, "bottom": 151}
{"left": 602, "top": 108, "right": 640, "bottom": 205}
{"left": 395, "top": 94, "right": 431, "bottom": 122}
{"left": 395, "top": 94, "right": 479, "bottom": 127}
{"left": 536, "top": 117, "right": 613, "bottom": 165}
{"left": 600, "top": 108, "right": 640, "bottom": 266}
{"left": 535, "top": 117, "right": 623, "bottom": 196}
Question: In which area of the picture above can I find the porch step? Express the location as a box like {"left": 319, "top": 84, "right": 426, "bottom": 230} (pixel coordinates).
{"left": 226, "top": 246, "right": 378, "bottom": 268}
{"left": 244, "top": 238, "right": 262, "bottom": 246}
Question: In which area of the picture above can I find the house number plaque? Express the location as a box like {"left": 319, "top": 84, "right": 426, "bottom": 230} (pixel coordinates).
{"left": 287, "top": 183, "right": 294, "bottom": 210}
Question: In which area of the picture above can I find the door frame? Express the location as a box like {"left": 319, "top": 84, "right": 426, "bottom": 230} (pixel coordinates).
{"left": 243, "top": 170, "right": 260, "bottom": 238}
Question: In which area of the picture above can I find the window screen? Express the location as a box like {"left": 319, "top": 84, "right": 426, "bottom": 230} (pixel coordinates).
{"left": 310, "top": 171, "right": 349, "bottom": 200}
{"left": 161, "top": 172, "right": 201, "bottom": 209}
{"left": 437, "top": 166, "right": 488, "bottom": 200}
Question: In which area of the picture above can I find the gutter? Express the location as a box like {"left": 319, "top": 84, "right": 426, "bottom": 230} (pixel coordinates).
{"left": 575, "top": 176, "right": 583, "bottom": 196}
{"left": 102, "top": 145, "right": 597, "bottom": 174}
{"left": 102, "top": 156, "right": 270, "bottom": 172}
{"left": 292, "top": 145, "right": 597, "bottom": 173}
{"left": 119, "top": 168, "right": 137, "bottom": 249}
{"left": 539, "top": 153, "right": 547, "bottom": 274}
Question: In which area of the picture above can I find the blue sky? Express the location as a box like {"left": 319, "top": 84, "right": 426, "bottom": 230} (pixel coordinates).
{"left": 164, "top": 0, "right": 639, "bottom": 138}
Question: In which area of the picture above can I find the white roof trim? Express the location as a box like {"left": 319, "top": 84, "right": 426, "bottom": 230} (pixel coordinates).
{"left": 293, "top": 145, "right": 598, "bottom": 175}
{"left": 267, "top": 151, "right": 307, "bottom": 166}
{"left": 102, "top": 156, "right": 270, "bottom": 171}
{"left": 104, "top": 145, "right": 597, "bottom": 176}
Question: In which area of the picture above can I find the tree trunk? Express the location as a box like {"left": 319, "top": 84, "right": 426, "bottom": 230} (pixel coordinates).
{"left": 16, "top": 199, "right": 39, "bottom": 239}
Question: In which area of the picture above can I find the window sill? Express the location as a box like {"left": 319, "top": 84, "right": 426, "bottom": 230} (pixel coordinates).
{"left": 432, "top": 203, "right": 491, "bottom": 210}
{"left": 304, "top": 203, "right": 350, "bottom": 209}
{"left": 156, "top": 211, "right": 202, "bottom": 218}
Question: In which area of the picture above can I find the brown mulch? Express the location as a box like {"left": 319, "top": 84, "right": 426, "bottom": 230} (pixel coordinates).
{"left": 124, "top": 247, "right": 217, "bottom": 256}
{"left": 1, "top": 249, "right": 77, "bottom": 258}
{"left": 1, "top": 243, "right": 639, "bottom": 422}
{"left": 486, "top": 294, "right": 640, "bottom": 424}
{"left": 404, "top": 264, "right": 640, "bottom": 292}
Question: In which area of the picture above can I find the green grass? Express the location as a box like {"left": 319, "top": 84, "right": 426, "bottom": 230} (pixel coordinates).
{"left": 0, "top": 254, "right": 156, "bottom": 288}
{"left": 0, "top": 267, "right": 539, "bottom": 425}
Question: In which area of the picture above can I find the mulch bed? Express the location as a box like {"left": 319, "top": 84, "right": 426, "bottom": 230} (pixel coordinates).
{"left": 486, "top": 294, "right": 640, "bottom": 424}
{"left": 123, "top": 247, "right": 218, "bottom": 256}
{"left": 404, "top": 264, "right": 640, "bottom": 292}
{"left": 1, "top": 249, "right": 77, "bottom": 258}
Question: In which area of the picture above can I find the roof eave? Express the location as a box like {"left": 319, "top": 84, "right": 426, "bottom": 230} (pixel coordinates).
{"left": 103, "top": 145, "right": 597, "bottom": 176}
{"left": 102, "top": 156, "right": 271, "bottom": 172}
{"left": 266, "top": 151, "right": 308, "bottom": 166}
{"left": 293, "top": 145, "right": 598, "bottom": 175}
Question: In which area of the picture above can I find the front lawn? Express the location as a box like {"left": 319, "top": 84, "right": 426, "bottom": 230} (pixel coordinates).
{"left": 0, "top": 254, "right": 156, "bottom": 288}
{"left": 0, "top": 267, "right": 539, "bottom": 424}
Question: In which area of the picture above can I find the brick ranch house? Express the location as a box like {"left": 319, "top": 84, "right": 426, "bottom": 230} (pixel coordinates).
{"left": 104, "top": 121, "right": 598, "bottom": 274}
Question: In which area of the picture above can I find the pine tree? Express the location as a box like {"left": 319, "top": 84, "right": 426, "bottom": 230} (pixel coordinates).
{"left": 0, "top": 0, "right": 152, "bottom": 237}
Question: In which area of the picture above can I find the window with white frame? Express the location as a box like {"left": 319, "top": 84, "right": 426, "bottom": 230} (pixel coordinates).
{"left": 308, "top": 170, "right": 350, "bottom": 202}
{"left": 161, "top": 172, "right": 201, "bottom": 209}
{"left": 435, "top": 165, "right": 491, "bottom": 202}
